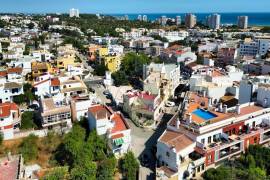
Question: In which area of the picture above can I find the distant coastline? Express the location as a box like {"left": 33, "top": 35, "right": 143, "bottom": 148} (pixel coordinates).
{"left": 109, "top": 12, "right": 270, "bottom": 26}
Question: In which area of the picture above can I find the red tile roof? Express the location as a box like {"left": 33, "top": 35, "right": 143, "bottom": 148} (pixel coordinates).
{"left": 89, "top": 105, "right": 129, "bottom": 133}
{"left": 0, "top": 71, "right": 7, "bottom": 77}
{"left": 51, "top": 78, "right": 60, "bottom": 86}
{"left": 111, "top": 113, "right": 129, "bottom": 133}
{"left": 111, "top": 133, "right": 124, "bottom": 139}
{"left": 159, "top": 130, "right": 194, "bottom": 153}
{"left": 7, "top": 67, "right": 22, "bottom": 74}
{"left": 0, "top": 102, "right": 18, "bottom": 118}
{"left": 88, "top": 105, "right": 113, "bottom": 120}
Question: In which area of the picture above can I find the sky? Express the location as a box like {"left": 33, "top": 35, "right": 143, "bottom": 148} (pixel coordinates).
{"left": 0, "top": 0, "right": 270, "bottom": 14}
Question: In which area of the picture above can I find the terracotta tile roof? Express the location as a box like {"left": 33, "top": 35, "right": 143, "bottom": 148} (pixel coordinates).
{"left": 7, "top": 67, "right": 22, "bottom": 74}
{"left": 51, "top": 78, "right": 60, "bottom": 86}
{"left": 157, "top": 166, "right": 177, "bottom": 178}
{"left": 0, "top": 102, "right": 18, "bottom": 118}
{"left": 89, "top": 105, "right": 129, "bottom": 133}
{"left": 212, "top": 69, "right": 225, "bottom": 77}
{"left": 111, "top": 113, "right": 129, "bottom": 133}
{"left": 88, "top": 105, "right": 112, "bottom": 120}
{"left": 159, "top": 130, "right": 194, "bottom": 153}
{"left": 0, "top": 71, "right": 7, "bottom": 77}
{"left": 4, "top": 82, "right": 22, "bottom": 89}
{"left": 111, "top": 133, "right": 124, "bottom": 139}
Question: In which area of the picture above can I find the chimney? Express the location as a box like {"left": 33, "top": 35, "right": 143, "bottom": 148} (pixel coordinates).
{"left": 223, "top": 104, "right": 228, "bottom": 113}
{"left": 176, "top": 118, "right": 180, "bottom": 129}
{"left": 219, "top": 103, "right": 223, "bottom": 112}
{"left": 187, "top": 113, "right": 192, "bottom": 124}
{"left": 7, "top": 152, "right": 11, "bottom": 161}
{"left": 208, "top": 97, "right": 212, "bottom": 108}
{"left": 236, "top": 104, "right": 241, "bottom": 115}
{"left": 202, "top": 90, "right": 206, "bottom": 97}
{"left": 263, "top": 98, "right": 268, "bottom": 108}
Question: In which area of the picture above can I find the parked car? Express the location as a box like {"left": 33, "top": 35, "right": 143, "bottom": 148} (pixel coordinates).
{"left": 166, "top": 101, "right": 175, "bottom": 107}
{"left": 103, "top": 90, "right": 111, "bottom": 96}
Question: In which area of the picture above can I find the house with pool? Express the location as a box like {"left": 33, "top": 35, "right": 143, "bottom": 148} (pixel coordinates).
{"left": 156, "top": 91, "right": 270, "bottom": 179}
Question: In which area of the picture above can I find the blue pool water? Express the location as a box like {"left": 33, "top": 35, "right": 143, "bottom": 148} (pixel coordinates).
{"left": 192, "top": 109, "right": 217, "bottom": 121}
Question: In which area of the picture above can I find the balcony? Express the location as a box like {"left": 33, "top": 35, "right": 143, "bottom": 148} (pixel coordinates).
{"left": 219, "top": 143, "right": 241, "bottom": 160}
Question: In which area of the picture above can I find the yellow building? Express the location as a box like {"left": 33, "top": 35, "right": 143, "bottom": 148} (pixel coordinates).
{"left": 56, "top": 54, "right": 78, "bottom": 70}
{"left": 31, "top": 62, "right": 53, "bottom": 78}
{"left": 104, "top": 55, "right": 122, "bottom": 72}
{"left": 98, "top": 47, "right": 109, "bottom": 58}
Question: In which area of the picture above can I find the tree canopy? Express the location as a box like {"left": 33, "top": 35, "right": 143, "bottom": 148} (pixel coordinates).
{"left": 20, "top": 111, "right": 36, "bottom": 130}
{"left": 120, "top": 151, "right": 139, "bottom": 180}
{"left": 53, "top": 124, "right": 114, "bottom": 179}
{"left": 203, "top": 145, "right": 270, "bottom": 180}
{"left": 19, "top": 134, "right": 38, "bottom": 163}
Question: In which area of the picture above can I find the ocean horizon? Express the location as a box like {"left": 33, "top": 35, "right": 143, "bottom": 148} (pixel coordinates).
{"left": 109, "top": 12, "right": 270, "bottom": 26}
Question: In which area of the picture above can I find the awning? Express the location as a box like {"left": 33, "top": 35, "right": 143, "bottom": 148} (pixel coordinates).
{"left": 114, "top": 138, "right": 124, "bottom": 146}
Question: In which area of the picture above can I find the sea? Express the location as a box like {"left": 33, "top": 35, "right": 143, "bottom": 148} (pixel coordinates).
{"left": 109, "top": 13, "right": 270, "bottom": 26}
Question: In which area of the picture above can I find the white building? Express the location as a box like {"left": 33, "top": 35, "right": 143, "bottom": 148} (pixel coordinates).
{"left": 185, "top": 14, "right": 196, "bottom": 28}
{"left": 176, "top": 16, "right": 181, "bottom": 26}
{"left": 239, "top": 76, "right": 270, "bottom": 104}
{"left": 0, "top": 102, "right": 20, "bottom": 140}
{"left": 69, "top": 8, "right": 79, "bottom": 18}
{"left": 239, "top": 38, "right": 258, "bottom": 57}
{"left": 190, "top": 66, "right": 244, "bottom": 101}
{"left": 40, "top": 96, "right": 72, "bottom": 130}
{"left": 0, "top": 82, "right": 23, "bottom": 103}
{"left": 143, "top": 63, "right": 180, "bottom": 97}
{"left": 142, "top": 15, "right": 148, "bottom": 22}
{"left": 161, "top": 16, "right": 167, "bottom": 26}
{"left": 88, "top": 104, "right": 131, "bottom": 155}
{"left": 70, "top": 95, "right": 98, "bottom": 122}
{"left": 238, "top": 16, "right": 248, "bottom": 29}
{"left": 163, "top": 31, "right": 189, "bottom": 43}
{"left": 207, "top": 14, "right": 221, "bottom": 30}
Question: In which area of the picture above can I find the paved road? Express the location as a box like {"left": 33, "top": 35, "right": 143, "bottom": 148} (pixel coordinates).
{"left": 90, "top": 84, "right": 111, "bottom": 105}
{"left": 76, "top": 52, "right": 94, "bottom": 72}
{"left": 126, "top": 106, "right": 176, "bottom": 180}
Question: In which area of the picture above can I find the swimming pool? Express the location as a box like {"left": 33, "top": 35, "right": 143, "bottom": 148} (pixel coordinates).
{"left": 192, "top": 109, "right": 217, "bottom": 121}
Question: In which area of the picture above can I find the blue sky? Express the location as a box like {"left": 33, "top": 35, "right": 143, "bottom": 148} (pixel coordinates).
{"left": 0, "top": 0, "right": 269, "bottom": 14}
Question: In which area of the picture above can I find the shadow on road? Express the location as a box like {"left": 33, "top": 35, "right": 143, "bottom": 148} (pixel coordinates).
{"left": 138, "top": 113, "right": 174, "bottom": 179}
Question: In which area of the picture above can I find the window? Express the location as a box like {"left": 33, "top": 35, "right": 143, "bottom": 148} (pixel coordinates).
{"left": 202, "top": 164, "right": 205, "bottom": 170}
{"left": 166, "top": 151, "right": 170, "bottom": 157}
{"left": 201, "top": 138, "right": 205, "bottom": 144}
{"left": 208, "top": 155, "right": 212, "bottom": 163}
{"left": 254, "top": 137, "right": 258, "bottom": 144}
{"left": 197, "top": 166, "right": 201, "bottom": 173}
{"left": 208, "top": 136, "right": 212, "bottom": 144}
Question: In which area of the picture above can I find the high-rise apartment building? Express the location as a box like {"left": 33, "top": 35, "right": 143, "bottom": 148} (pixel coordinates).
{"left": 143, "top": 15, "right": 148, "bottom": 22}
{"left": 238, "top": 16, "right": 248, "bottom": 29}
{"left": 206, "top": 14, "right": 221, "bottom": 30}
{"left": 176, "top": 16, "right": 181, "bottom": 26}
{"left": 185, "top": 13, "right": 196, "bottom": 28}
{"left": 161, "top": 16, "right": 167, "bottom": 26}
{"left": 137, "top": 15, "right": 142, "bottom": 21}
{"left": 124, "top": 15, "right": 129, "bottom": 21}
{"left": 69, "top": 8, "right": 79, "bottom": 18}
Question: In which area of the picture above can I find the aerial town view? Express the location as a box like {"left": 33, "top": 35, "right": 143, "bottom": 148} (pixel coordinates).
{"left": 1, "top": 0, "right": 270, "bottom": 180}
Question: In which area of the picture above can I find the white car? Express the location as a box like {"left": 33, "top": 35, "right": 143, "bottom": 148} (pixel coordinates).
{"left": 165, "top": 101, "right": 175, "bottom": 107}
